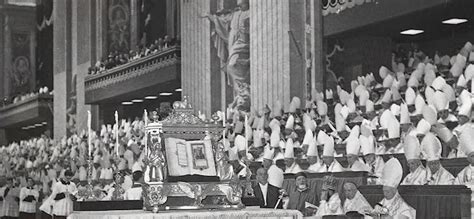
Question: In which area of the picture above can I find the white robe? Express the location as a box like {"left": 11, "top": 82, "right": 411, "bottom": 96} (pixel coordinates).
{"left": 455, "top": 165, "right": 474, "bottom": 185}
{"left": 305, "top": 162, "right": 323, "bottom": 173}
{"left": 348, "top": 160, "right": 370, "bottom": 172}
{"left": 376, "top": 192, "right": 416, "bottom": 219}
{"left": 268, "top": 164, "right": 284, "bottom": 188}
{"left": 401, "top": 165, "right": 428, "bottom": 185}
{"left": 426, "top": 166, "right": 455, "bottom": 185}
{"left": 50, "top": 181, "right": 78, "bottom": 216}
{"left": 284, "top": 162, "right": 303, "bottom": 174}
{"left": 317, "top": 159, "right": 344, "bottom": 173}
{"left": 124, "top": 183, "right": 142, "bottom": 200}
{"left": 316, "top": 193, "right": 344, "bottom": 216}
{"left": 343, "top": 191, "right": 373, "bottom": 214}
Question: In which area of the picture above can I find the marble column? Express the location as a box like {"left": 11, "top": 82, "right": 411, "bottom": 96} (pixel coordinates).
{"left": 130, "top": 0, "right": 139, "bottom": 48}
{"left": 72, "top": 0, "right": 95, "bottom": 133}
{"left": 180, "top": 0, "right": 221, "bottom": 116}
{"left": 249, "top": 0, "right": 308, "bottom": 111}
{"left": 3, "top": 15, "right": 11, "bottom": 99}
{"left": 311, "top": 0, "right": 324, "bottom": 92}
{"left": 53, "top": 0, "right": 72, "bottom": 139}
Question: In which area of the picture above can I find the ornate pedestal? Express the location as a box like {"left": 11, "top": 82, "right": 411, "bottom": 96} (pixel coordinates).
{"left": 143, "top": 181, "right": 244, "bottom": 212}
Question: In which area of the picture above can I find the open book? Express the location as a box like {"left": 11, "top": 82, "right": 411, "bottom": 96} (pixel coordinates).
{"left": 165, "top": 138, "right": 217, "bottom": 176}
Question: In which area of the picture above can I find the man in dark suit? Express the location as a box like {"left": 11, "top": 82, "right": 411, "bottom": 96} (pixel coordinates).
{"left": 253, "top": 167, "right": 282, "bottom": 209}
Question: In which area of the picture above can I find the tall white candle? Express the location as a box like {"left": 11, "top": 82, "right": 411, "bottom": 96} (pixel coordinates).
{"left": 222, "top": 111, "right": 226, "bottom": 142}
{"left": 115, "top": 111, "right": 119, "bottom": 157}
{"left": 88, "top": 111, "right": 91, "bottom": 158}
{"left": 144, "top": 110, "right": 148, "bottom": 157}
{"left": 244, "top": 115, "right": 248, "bottom": 154}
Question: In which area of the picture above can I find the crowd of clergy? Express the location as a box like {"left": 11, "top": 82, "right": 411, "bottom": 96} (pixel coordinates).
{"left": 2, "top": 41, "right": 474, "bottom": 218}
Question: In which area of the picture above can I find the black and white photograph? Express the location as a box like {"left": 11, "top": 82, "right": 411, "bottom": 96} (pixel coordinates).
{"left": 0, "top": 0, "right": 473, "bottom": 218}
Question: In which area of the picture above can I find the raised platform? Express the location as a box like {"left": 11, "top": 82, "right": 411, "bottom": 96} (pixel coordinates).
{"left": 84, "top": 46, "right": 181, "bottom": 104}
{"left": 0, "top": 94, "right": 53, "bottom": 128}
{"left": 68, "top": 208, "right": 303, "bottom": 219}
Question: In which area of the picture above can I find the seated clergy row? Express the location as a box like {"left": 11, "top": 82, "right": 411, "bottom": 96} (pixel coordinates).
{"left": 253, "top": 120, "right": 474, "bottom": 187}
{"left": 253, "top": 158, "right": 416, "bottom": 218}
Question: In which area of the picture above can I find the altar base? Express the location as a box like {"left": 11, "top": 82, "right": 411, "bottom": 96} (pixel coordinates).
{"left": 68, "top": 208, "right": 303, "bottom": 219}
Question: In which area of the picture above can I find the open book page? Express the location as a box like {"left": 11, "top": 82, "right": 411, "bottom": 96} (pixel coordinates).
{"left": 165, "top": 138, "right": 217, "bottom": 176}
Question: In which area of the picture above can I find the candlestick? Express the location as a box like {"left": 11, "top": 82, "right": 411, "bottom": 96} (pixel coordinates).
{"left": 115, "top": 111, "right": 119, "bottom": 157}
{"left": 88, "top": 111, "right": 92, "bottom": 158}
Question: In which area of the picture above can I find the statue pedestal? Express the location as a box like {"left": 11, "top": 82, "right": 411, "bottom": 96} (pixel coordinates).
{"left": 143, "top": 181, "right": 244, "bottom": 212}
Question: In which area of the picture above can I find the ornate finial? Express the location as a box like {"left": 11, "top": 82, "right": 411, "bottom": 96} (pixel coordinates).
{"left": 151, "top": 111, "right": 160, "bottom": 122}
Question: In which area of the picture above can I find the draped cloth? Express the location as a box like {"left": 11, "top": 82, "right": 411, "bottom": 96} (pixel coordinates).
{"left": 209, "top": 9, "right": 250, "bottom": 111}
{"left": 426, "top": 166, "right": 455, "bottom": 185}
{"left": 315, "top": 193, "right": 344, "bottom": 216}
{"left": 376, "top": 192, "right": 416, "bottom": 219}
{"left": 343, "top": 191, "right": 373, "bottom": 214}
{"left": 401, "top": 165, "right": 428, "bottom": 185}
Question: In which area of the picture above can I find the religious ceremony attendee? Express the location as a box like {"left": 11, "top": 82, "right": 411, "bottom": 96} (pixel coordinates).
{"left": 253, "top": 168, "right": 282, "bottom": 209}
{"left": 283, "top": 138, "right": 302, "bottom": 174}
{"left": 305, "top": 134, "right": 322, "bottom": 173}
{"left": 345, "top": 126, "right": 369, "bottom": 172}
{"left": 421, "top": 132, "right": 455, "bottom": 185}
{"left": 455, "top": 125, "right": 474, "bottom": 186}
{"left": 227, "top": 145, "right": 248, "bottom": 177}
{"left": 103, "top": 172, "right": 125, "bottom": 201}
{"left": 2, "top": 177, "right": 20, "bottom": 219}
{"left": 317, "top": 131, "right": 344, "bottom": 173}
{"left": 360, "top": 134, "right": 384, "bottom": 181}
{"left": 262, "top": 147, "right": 284, "bottom": 188}
{"left": 372, "top": 158, "right": 416, "bottom": 218}
{"left": 124, "top": 168, "right": 144, "bottom": 200}
{"left": 315, "top": 175, "right": 344, "bottom": 217}
{"left": 342, "top": 181, "right": 372, "bottom": 215}
{"left": 19, "top": 177, "right": 39, "bottom": 219}
{"left": 283, "top": 172, "right": 318, "bottom": 216}
{"left": 401, "top": 134, "right": 427, "bottom": 185}
{"left": 50, "top": 169, "right": 77, "bottom": 219}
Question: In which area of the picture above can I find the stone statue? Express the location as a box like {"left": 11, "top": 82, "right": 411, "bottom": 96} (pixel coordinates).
{"left": 203, "top": 0, "right": 250, "bottom": 112}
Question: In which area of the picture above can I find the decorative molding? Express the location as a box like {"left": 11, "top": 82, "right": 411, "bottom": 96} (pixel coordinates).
{"left": 84, "top": 47, "right": 181, "bottom": 91}
{"left": 322, "top": 0, "right": 379, "bottom": 16}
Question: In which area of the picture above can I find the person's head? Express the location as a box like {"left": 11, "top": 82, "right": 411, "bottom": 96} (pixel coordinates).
{"left": 307, "top": 156, "right": 318, "bottom": 165}
{"left": 343, "top": 182, "right": 358, "bottom": 200}
{"left": 322, "top": 156, "right": 334, "bottom": 167}
{"left": 363, "top": 153, "right": 375, "bottom": 165}
{"left": 262, "top": 158, "right": 272, "bottom": 169}
{"left": 237, "top": 0, "right": 249, "bottom": 10}
{"left": 346, "top": 154, "right": 359, "bottom": 166}
{"left": 427, "top": 159, "right": 441, "bottom": 174}
{"left": 256, "top": 168, "right": 268, "bottom": 185}
{"left": 64, "top": 169, "right": 74, "bottom": 182}
{"left": 382, "top": 186, "right": 397, "bottom": 200}
{"left": 6, "top": 177, "right": 13, "bottom": 186}
{"left": 295, "top": 172, "right": 308, "bottom": 190}
{"left": 407, "top": 159, "right": 422, "bottom": 173}
{"left": 132, "top": 171, "right": 144, "bottom": 183}
{"left": 284, "top": 158, "right": 294, "bottom": 167}
{"left": 468, "top": 152, "right": 474, "bottom": 166}
{"left": 26, "top": 177, "right": 34, "bottom": 187}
